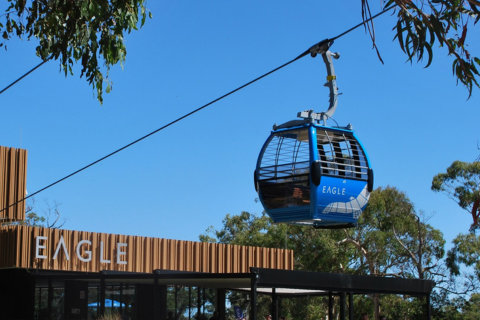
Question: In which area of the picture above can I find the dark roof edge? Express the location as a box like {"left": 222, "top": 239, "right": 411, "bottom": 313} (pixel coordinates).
{"left": 251, "top": 268, "right": 435, "bottom": 295}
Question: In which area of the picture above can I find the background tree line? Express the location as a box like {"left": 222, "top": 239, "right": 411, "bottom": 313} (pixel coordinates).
{"left": 200, "top": 157, "right": 480, "bottom": 319}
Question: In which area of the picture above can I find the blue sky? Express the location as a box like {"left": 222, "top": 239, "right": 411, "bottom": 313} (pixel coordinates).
{"left": 1, "top": 1, "right": 479, "bottom": 248}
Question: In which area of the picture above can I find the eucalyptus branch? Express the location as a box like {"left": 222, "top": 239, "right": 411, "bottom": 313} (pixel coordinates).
{"left": 437, "top": 283, "right": 477, "bottom": 295}
{"left": 423, "top": 263, "right": 439, "bottom": 272}
{"left": 377, "top": 271, "right": 403, "bottom": 278}
{"left": 467, "top": 0, "right": 480, "bottom": 6}
{"left": 0, "top": 11, "right": 17, "bottom": 18}
{"left": 337, "top": 238, "right": 369, "bottom": 257}
{"left": 392, "top": 224, "right": 420, "bottom": 265}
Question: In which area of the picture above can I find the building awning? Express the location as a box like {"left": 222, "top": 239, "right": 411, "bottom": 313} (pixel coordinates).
{"left": 30, "top": 267, "right": 435, "bottom": 296}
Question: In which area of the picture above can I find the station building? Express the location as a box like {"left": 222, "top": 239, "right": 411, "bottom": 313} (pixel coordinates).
{"left": 0, "top": 146, "right": 435, "bottom": 320}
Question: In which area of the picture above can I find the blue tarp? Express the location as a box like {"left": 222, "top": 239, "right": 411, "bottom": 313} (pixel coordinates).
{"left": 88, "top": 299, "right": 127, "bottom": 308}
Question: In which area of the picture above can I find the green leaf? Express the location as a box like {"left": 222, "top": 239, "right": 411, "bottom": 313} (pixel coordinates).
{"left": 424, "top": 42, "right": 433, "bottom": 68}
{"left": 396, "top": 19, "right": 405, "bottom": 53}
{"left": 429, "top": 15, "right": 445, "bottom": 46}
{"left": 456, "top": 66, "right": 464, "bottom": 84}
{"left": 405, "top": 34, "right": 413, "bottom": 62}
{"left": 471, "top": 62, "right": 480, "bottom": 77}
{"left": 452, "top": 59, "right": 458, "bottom": 76}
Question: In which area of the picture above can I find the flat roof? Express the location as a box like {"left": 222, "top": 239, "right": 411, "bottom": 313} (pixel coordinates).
{"left": 28, "top": 267, "right": 435, "bottom": 296}
{"left": 252, "top": 268, "right": 435, "bottom": 295}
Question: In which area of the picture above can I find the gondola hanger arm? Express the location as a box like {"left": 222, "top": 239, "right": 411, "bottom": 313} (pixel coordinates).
{"left": 308, "top": 39, "right": 341, "bottom": 125}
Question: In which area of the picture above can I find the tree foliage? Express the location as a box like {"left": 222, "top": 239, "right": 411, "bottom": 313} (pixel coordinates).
{"left": 365, "top": 0, "right": 480, "bottom": 97}
{"left": 199, "top": 211, "right": 350, "bottom": 274}
{"left": 3, "top": 199, "right": 65, "bottom": 228}
{"left": 446, "top": 233, "right": 480, "bottom": 283}
{"left": 200, "top": 187, "right": 461, "bottom": 319}
{"left": 0, "top": 0, "right": 150, "bottom": 103}
{"left": 2, "top": 1, "right": 479, "bottom": 103}
{"left": 462, "top": 293, "right": 480, "bottom": 319}
{"left": 430, "top": 292, "right": 480, "bottom": 320}
{"left": 200, "top": 211, "right": 277, "bottom": 247}
{"left": 431, "top": 160, "right": 480, "bottom": 232}
{"left": 337, "top": 187, "right": 446, "bottom": 319}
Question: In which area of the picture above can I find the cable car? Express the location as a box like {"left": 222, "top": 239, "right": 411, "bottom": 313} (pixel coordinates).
{"left": 254, "top": 40, "right": 374, "bottom": 228}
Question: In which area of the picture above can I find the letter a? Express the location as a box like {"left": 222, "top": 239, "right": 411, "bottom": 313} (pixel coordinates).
{"left": 53, "top": 235, "right": 70, "bottom": 261}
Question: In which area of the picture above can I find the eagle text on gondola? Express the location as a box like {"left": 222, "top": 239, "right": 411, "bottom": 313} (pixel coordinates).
{"left": 35, "top": 236, "right": 127, "bottom": 264}
{"left": 321, "top": 186, "right": 346, "bottom": 195}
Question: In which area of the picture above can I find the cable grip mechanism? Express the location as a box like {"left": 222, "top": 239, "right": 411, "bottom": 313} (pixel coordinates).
{"left": 308, "top": 39, "right": 341, "bottom": 125}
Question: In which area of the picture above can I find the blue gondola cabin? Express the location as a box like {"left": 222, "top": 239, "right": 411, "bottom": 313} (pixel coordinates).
{"left": 255, "top": 121, "right": 373, "bottom": 228}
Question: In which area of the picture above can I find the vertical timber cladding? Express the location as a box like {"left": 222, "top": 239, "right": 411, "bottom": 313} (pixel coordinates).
{"left": 0, "top": 146, "right": 28, "bottom": 222}
{"left": 0, "top": 225, "right": 294, "bottom": 273}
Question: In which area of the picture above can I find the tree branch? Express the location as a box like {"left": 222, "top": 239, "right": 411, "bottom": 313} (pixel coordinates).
{"left": 467, "top": 0, "right": 480, "bottom": 6}
{"left": 392, "top": 224, "right": 419, "bottom": 266}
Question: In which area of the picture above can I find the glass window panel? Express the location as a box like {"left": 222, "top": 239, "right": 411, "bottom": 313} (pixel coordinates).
{"left": 316, "top": 129, "right": 368, "bottom": 180}
{"left": 258, "top": 129, "right": 311, "bottom": 209}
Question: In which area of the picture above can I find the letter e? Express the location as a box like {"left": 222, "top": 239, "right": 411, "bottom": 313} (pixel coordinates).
{"left": 117, "top": 243, "right": 127, "bottom": 265}
{"left": 35, "top": 236, "right": 47, "bottom": 259}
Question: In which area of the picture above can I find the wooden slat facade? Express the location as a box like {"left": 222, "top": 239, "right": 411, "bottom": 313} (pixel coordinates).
{"left": 0, "top": 146, "right": 27, "bottom": 222}
{"left": 0, "top": 225, "right": 294, "bottom": 273}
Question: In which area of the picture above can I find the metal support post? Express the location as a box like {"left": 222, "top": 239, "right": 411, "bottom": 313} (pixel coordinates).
{"left": 272, "top": 288, "right": 278, "bottom": 320}
{"left": 47, "top": 279, "right": 53, "bottom": 319}
{"left": 100, "top": 275, "right": 106, "bottom": 317}
{"left": 250, "top": 274, "right": 258, "bottom": 320}
{"left": 339, "top": 292, "right": 346, "bottom": 320}
{"left": 348, "top": 292, "right": 354, "bottom": 320}
{"left": 328, "top": 291, "right": 333, "bottom": 320}
{"left": 426, "top": 294, "right": 432, "bottom": 320}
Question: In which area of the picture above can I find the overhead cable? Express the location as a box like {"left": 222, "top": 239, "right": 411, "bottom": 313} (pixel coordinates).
{"left": 0, "top": 56, "right": 51, "bottom": 95}
{"left": 0, "top": 5, "right": 396, "bottom": 213}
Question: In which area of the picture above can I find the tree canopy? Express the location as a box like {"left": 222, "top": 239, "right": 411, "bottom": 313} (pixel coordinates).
{"left": 431, "top": 160, "right": 480, "bottom": 232}
{"left": 1, "top": 0, "right": 150, "bottom": 103}
{"left": 446, "top": 233, "right": 480, "bottom": 281}
{"left": 1, "top": 1, "right": 479, "bottom": 103}
{"left": 374, "top": 0, "right": 480, "bottom": 97}
{"left": 200, "top": 187, "right": 469, "bottom": 319}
